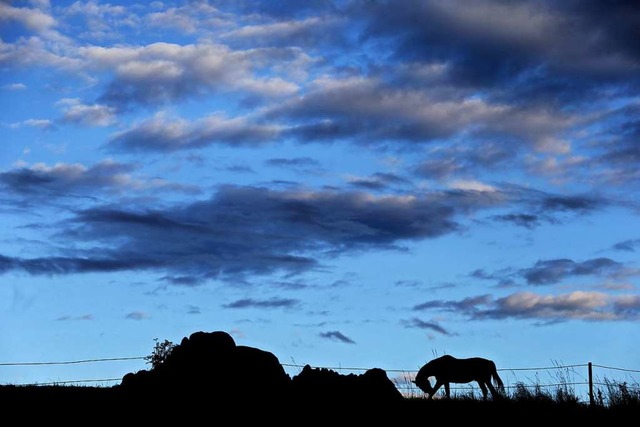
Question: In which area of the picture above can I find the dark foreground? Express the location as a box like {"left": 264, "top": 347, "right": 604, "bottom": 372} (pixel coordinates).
{"left": 1, "top": 385, "right": 635, "bottom": 423}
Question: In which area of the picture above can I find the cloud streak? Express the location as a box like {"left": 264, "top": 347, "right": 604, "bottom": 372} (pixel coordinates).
{"left": 413, "top": 291, "right": 640, "bottom": 323}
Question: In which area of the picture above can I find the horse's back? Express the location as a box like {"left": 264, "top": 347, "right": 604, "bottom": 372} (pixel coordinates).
{"left": 425, "top": 355, "right": 496, "bottom": 382}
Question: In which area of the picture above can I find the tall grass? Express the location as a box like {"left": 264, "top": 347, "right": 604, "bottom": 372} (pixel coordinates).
{"left": 395, "top": 371, "right": 640, "bottom": 409}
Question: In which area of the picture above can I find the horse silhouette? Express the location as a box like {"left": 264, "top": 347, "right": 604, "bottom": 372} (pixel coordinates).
{"left": 412, "top": 355, "right": 505, "bottom": 399}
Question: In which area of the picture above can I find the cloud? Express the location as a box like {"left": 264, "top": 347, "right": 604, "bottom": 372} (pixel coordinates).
{"left": 470, "top": 256, "right": 635, "bottom": 287}
{"left": 0, "top": 3, "right": 56, "bottom": 33}
{"left": 413, "top": 291, "right": 640, "bottom": 322}
{"left": 361, "top": 0, "right": 640, "bottom": 94}
{"left": 2, "top": 83, "right": 27, "bottom": 90}
{"left": 56, "top": 314, "right": 93, "bottom": 321}
{"left": 413, "top": 143, "right": 512, "bottom": 180}
{"left": 347, "top": 173, "right": 412, "bottom": 191}
{"left": 266, "top": 157, "right": 320, "bottom": 168}
{"left": 491, "top": 213, "right": 545, "bottom": 229}
{"left": 186, "top": 305, "right": 201, "bottom": 315}
{"left": 222, "top": 298, "right": 299, "bottom": 309}
{"left": 107, "top": 113, "right": 280, "bottom": 152}
{"left": 611, "top": 239, "right": 640, "bottom": 252}
{"left": 0, "top": 160, "right": 197, "bottom": 198}
{"left": 160, "top": 276, "right": 204, "bottom": 287}
{"left": 222, "top": 16, "right": 345, "bottom": 50}
{"left": 58, "top": 98, "right": 116, "bottom": 127}
{"left": 401, "top": 318, "right": 454, "bottom": 336}
{"left": 413, "top": 294, "right": 493, "bottom": 312}
{"left": 266, "top": 75, "right": 581, "bottom": 157}
{"left": 0, "top": 181, "right": 624, "bottom": 283}
{"left": 9, "top": 119, "right": 54, "bottom": 130}
{"left": 78, "top": 42, "right": 301, "bottom": 108}
{"left": 0, "top": 253, "right": 162, "bottom": 276}
{"left": 271, "top": 76, "right": 515, "bottom": 145}
{"left": 520, "top": 258, "right": 626, "bottom": 285}
{"left": 0, "top": 184, "right": 501, "bottom": 280}
{"left": 319, "top": 330, "right": 355, "bottom": 344}
{"left": 504, "top": 186, "right": 609, "bottom": 219}
{"left": 125, "top": 311, "right": 150, "bottom": 320}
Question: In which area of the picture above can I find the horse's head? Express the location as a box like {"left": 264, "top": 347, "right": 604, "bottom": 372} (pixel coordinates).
{"left": 412, "top": 374, "right": 434, "bottom": 396}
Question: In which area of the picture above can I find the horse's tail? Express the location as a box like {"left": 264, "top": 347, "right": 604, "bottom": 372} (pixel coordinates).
{"left": 491, "top": 365, "right": 505, "bottom": 394}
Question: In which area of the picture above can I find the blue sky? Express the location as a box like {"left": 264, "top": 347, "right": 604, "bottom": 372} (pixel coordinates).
{"left": 1, "top": 0, "right": 639, "bottom": 394}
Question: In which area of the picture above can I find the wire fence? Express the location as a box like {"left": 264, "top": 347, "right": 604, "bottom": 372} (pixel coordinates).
{"left": 2, "top": 356, "right": 639, "bottom": 403}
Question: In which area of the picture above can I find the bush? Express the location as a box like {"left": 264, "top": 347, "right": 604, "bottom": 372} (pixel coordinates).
{"left": 144, "top": 338, "right": 175, "bottom": 370}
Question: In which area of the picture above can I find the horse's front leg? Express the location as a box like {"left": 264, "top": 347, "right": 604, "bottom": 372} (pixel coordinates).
{"left": 430, "top": 380, "right": 445, "bottom": 399}
{"left": 444, "top": 382, "right": 450, "bottom": 398}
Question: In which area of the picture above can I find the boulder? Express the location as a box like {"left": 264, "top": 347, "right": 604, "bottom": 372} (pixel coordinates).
{"left": 290, "top": 364, "right": 404, "bottom": 405}
{"left": 119, "top": 330, "right": 290, "bottom": 404}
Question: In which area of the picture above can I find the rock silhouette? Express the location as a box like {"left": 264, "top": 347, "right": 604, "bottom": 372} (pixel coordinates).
{"left": 290, "top": 364, "right": 404, "bottom": 404}
{"left": 119, "top": 330, "right": 404, "bottom": 407}
{"left": 119, "top": 330, "right": 291, "bottom": 404}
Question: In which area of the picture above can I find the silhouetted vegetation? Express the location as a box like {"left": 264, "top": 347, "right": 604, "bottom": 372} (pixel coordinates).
{"left": 144, "top": 338, "right": 176, "bottom": 370}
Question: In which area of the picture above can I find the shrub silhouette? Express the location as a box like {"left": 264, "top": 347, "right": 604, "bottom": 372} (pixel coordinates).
{"left": 144, "top": 338, "right": 175, "bottom": 370}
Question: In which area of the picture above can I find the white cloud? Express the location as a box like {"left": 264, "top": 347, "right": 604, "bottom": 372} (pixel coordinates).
{"left": 9, "top": 119, "right": 54, "bottom": 130}
{"left": 0, "top": 3, "right": 56, "bottom": 32}
{"left": 449, "top": 180, "right": 496, "bottom": 192}
{"left": 58, "top": 98, "right": 117, "bottom": 127}
{"left": 2, "top": 83, "right": 27, "bottom": 91}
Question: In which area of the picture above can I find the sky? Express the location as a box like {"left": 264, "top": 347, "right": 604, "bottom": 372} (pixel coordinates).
{"left": 1, "top": 0, "right": 639, "bottom": 396}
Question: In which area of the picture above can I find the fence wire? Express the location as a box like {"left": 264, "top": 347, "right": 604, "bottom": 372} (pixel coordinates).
{"left": 2, "top": 357, "right": 638, "bottom": 396}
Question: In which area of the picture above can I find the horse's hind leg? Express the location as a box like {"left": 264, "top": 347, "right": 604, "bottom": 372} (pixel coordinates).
{"left": 486, "top": 381, "right": 499, "bottom": 398}
{"left": 477, "top": 381, "right": 489, "bottom": 399}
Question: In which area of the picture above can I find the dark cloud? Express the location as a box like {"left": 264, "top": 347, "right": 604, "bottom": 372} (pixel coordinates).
{"left": 347, "top": 172, "right": 412, "bottom": 191}
{"left": 125, "top": 312, "right": 149, "bottom": 320}
{"left": 611, "top": 239, "right": 640, "bottom": 252}
{"left": 318, "top": 330, "right": 355, "bottom": 344}
{"left": 491, "top": 213, "right": 544, "bottom": 229}
{"left": 186, "top": 305, "right": 201, "bottom": 315}
{"left": 0, "top": 253, "right": 161, "bottom": 275}
{"left": 161, "top": 276, "right": 204, "bottom": 287}
{"left": 45, "top": 186, "right": 464, "bottom": 277}
{"left": 540, "top": 195, "right": 602, "bottom": 214}
{"left": 470, "top": 257, "right": 632, "bottom": 287}
{"left": 222, "top": 297, "right": 299, "bottom": 309}
{"left": 266, "top": 157, "right": 320, "bottom": 168}
{"left": 1, "top": 185, "right": 468, "bottom": 280}
{"left": 0, "top": 160, "right": 196, "bottom": 198}
{"left": 521, "top": 258, "right": 624, "bottom": 285}
{"left": 591, "top": 107, "right": 640, "bottom": 185}
{"left": 394, "top": 280, "right": 423, "bottom": 288}
{"left": 506, "top": 186, "right": 609, "bottom": 219}
{"left": 413, "top": 295, "right": 492, "bottom": 312}
{"left": 469, "top": 269, "right": 516, "bottom": 287}
{"left": 401, "top": 317, "right": 454, "bottom": 336}
{"left": 360, "top": 0, "right": 640, "bottom": 98}
{"left": 265, "top": 157, "right": 324, "bottom": 175}
{"left": 412, "top": 291, "right": 640, "bottom": 322}
{"left": 0, "top": 182, "right": 622, "bottom": 283}
{"left": 56, "top": 314, "right": 93, "bottom": 321}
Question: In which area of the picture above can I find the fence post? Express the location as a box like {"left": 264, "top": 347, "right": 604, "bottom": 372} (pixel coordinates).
{"left": 588, "top": 362, "right": 594, "bottom": 406}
